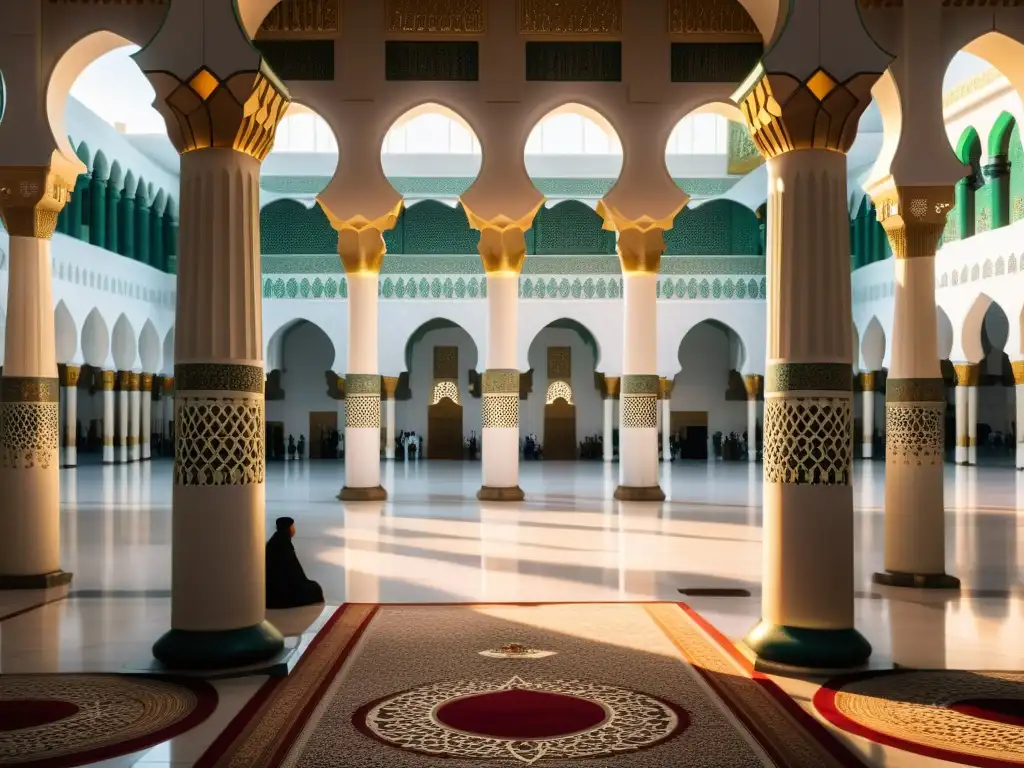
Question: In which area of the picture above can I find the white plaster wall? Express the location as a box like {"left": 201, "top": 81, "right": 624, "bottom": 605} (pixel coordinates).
{"left": 522, "top": 326, "right": 603, "bottom": 443}
{"left": 265, "top": 321, "right": 339, "bottom": 442}
{"left": 944, "top": 77, "right": 1024, "bottom": 161}
{"left": 397, "top": 325, "right": 481, "bottom": 442}
{"left": 671, "top": 322, "right": 748, "bottom": 438}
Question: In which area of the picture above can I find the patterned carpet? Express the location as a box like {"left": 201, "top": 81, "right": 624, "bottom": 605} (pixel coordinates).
{"left": 197, "top": 603, "right": 863, "bottom": 767}
{"left": 815, "top": 669, "right": 1024, "bottom": 767}
{"left": 0, "top": 674, "right": 217, "bottom": 767}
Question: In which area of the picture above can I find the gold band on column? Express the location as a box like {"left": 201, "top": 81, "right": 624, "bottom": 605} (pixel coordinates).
{"left": 101, "top": 371, "right": 116, "bottom": 391}
{"left": 59, "top": 365, "right": 81, "bottom": 388}
{"left": 141, "top": 374, "right": 153, "bottom": 393}
{"left": 0, "top": 377, "right": 60, "bottom": 470}
{"left": 345, "top": 374, "right": 382, "bottom": 429}
{"left": 481, "top": 370, "right": 520, "bottom": 429}
{"left": 953, "top": 363, "right": 981, "bottom": 387}
{"left": 859, "top": 372, "right": 877, "bottom": 392}
{"left": 1013, "top": 361, "right": 1024, "bottom": 386}
{"left": 382, "top": 376, "right": 399, "bottom": 400}
{"left": 743, "top": 374, "right": 763, "bottom": 400}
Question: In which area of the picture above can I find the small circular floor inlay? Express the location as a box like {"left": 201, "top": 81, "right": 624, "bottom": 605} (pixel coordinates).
{"left": 357, "top": 676, "right": 688, "bottom": 762}
{"left": 815, "top": 670, "right": 1024, "bottom": 767}
{"left": 0, "top": 674, "right": 217, "bottom": 767}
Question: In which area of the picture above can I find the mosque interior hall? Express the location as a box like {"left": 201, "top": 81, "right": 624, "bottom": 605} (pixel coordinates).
{"left": 2, "top": 0, "right": 1024, "bottom": 765}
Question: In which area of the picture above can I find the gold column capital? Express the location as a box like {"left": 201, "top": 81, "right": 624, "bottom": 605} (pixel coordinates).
{"left": 59, "top": 365, "right": 82, "bottom": 388}
{"left": 142, "top": 68, "right": 290, "bottom": 161}
{"left": 140, "top": 374, "right": 153, "bottom": 393}
{"left": 101, "top": 370, "right": 116, "bottom": 391}
{"left": 1013, "top": 361, "right": 1024, "bottom": 386}
{"left": 858, "top": 371, "right": 876, "bottom": 392}
{"left": 596, "top": 201, "right": 681, "bottom": 275}
{"left": 461, "top": 202, "right": 544, "bottom": 275}
{"left": 604, "top": 376, "right": 620, "bottom": 398}
{"left": 659, "top": 377, "right": 674, "bottom": 399}
{"left": 335, "top": 224, "right": 390, "bottom": 275}
{"left": 0, "top": 165, "right": 75, "bottom": 239}
{"left": 953, "top": 363, "right": 981, "bottom": 387}
{"left": 382, "top": 376, "right": 399, "bottom": 398}
{"left": 744, "top": 374, "right": 763, "bottom": 399}
{"left": 128, "top": 372, "right": 141, "bottom": 391}
{"left": 162, "top": 376, "right": 175, "bottom": 395}
{"left": 869, "top": 182, "right": 954, "bottom": 259}
{"left": 337, "top": 376, "right": 346, "bottom": 399}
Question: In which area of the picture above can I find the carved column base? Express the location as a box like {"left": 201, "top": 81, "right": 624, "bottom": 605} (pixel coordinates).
{"left": 477, "top": 485, "right": 525, "bottom": 502}
{"left": 338, "top": 485, "right": 388, "bottom": 502}
{"left": 613, "top": 485, "right": 666, "bottom": 502}
{"left": 743, "top": 621, "right": 872, "bottom": 671}
{"left": 872, "top": 570, "right": 961, "bottom": 590}
{"left": 152, "top": 621, "right": 284, "bottom": 671}
{"left": 0, "top": 570, "right": 73, "bottom": 591}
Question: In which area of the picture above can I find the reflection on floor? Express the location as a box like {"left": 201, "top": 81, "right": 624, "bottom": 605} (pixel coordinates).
{"left": 0, "top": 459, "right": 1021, "bottom": 766}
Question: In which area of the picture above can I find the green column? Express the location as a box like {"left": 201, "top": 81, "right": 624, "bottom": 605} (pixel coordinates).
{"left": 135, "top": 177, "right": 150, "bottom": 265}
{"left": 120, "top": 171, "right": 137, "bottom": 259}
{"left": 164, "top": 198, "right": 179, "bottom": 274}
{"left": 856, "top": 210, "right": 870, "bottom": 264}
{"left": 56, "top": 207, "right": 69, "bottom": 235}
{"left": 955, "top": 178, "right": 974, "bottom": 239}
{"left": 984, "top": 155, "right": 1011, "bottom": 229}
{"left": 89, "top": 151, "right": 109, "bottom": 247}
{"left": 106, "top": 161, "right": 123, "bottom": 253}
{"left": 150, "top": 190, "right": 167, "bottom": 271}
{"left": 69, "top": 141, "right": 91, "bottom": 241}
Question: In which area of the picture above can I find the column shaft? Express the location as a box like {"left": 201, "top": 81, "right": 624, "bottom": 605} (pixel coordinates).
{"left": 744, "top": 374, "right": 762, "bottom": 462}
{"left": 661, "top": 389, "right": 671, "bottom": 462}
{"left": 102, "top": 372, "right": 115, "bottom": 464}
{"left": 128, "top": 373, "right": 141, "bottom": 462}
{"left": 60, "top": 366, "right": 80, "bottom": 468}
{"left": 603, "top": 397, "right": 614, "bottom": 462}
{"left": 967, "top": 384, "right": 979, "bottom": 466}
{"left": 874, "top": 194, "right": 959, "bottom": 590}
{"left": 116, "top": 372, "right": 130, "bottom": 464}
{"left": 749, "top": 148, "right": 869, "bottom": 668}
{"left": 480, "top": 273, "right": 523, "bottom": 500}
{"left": 382, "top": 377, "right": 398, "bottom": 461}
{"left": 141, "top": 374, "right": 153, "bottom": 460}
{"left": 0, "top": 231, "right": 67, "bottom": 586}
{"left": 1015, "top": 362, "right": 1024, "bottom": 470}
{"left": 616, "top": 268, "right": 663, "bottom": 500}
{"left": 860, "top": 372, "right": 876, "bottom": 459}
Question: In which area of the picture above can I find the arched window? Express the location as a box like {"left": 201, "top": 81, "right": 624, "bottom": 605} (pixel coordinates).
{"left": 545, "top": 380, "right": 574, "bottom": 405}
{"left": 384, "top": 112, "right": 480, "bottom": 154}
{"left": 272, "top": 113, "right": 338, "bottom": 153}
{"left": 953, "top": 127, "right": 983, "bottom": 240}
{"left": 666, "top": 114, "right": 729, "bottom": 155}
{"left": 525, "top": 112, "right": 621, "bottom": 154}
{"left": 431, "top": 380, "right": 461, "bottom": 405}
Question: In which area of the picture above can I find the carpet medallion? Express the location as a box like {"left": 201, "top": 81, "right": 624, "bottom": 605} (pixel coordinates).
{"left": 815, "top": 669, "right": 1024, "bottom": 767}
{"left": 198, "top": 603, "right": 863, "bottom": 767}
{"left": 0, "top": 674, "right": 217, "bottom": 767}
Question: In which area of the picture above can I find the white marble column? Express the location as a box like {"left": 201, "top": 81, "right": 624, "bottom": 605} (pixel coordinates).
{"left": 748, "top": 148, "right": 870, "bottom": 669}
{"left": 479, "top": 271, "right": 523, "bottom": 500}
{"left": 102, "top": 371, "right": 115, "bottom": 464}
{"left": 141, "top": 374, "right": 152, "bottom": 460}
{"left": 660, "top": 378, "right": 672, "bottom": 462}
{"left": 383, "top": 376, "right": 398, "bottom": 461}
{"left": 615, "top": 245, "right": 663, "bottom": 501}
{"left": 1015, "top": 361, "right": 1024, "bottom": 470}
{"left": 860, "top": 372, "right": 876, "bottom": 459}
{"left": 128, "top": 372, "right": 141, "bottom": 463}
{"left": 953, "top": 363, "right": 978, "bottom": 466}
{"left": 602, "top": 390, "right": 615, "bottom": 462}
{"left": 872, "top": 192, "right": 959, "bottom": 590}
{"left": 116, "top": 372, "right": 130, "bottom": 464}
{"left": 0, "top": 165, "right": 73, "bottom": 589}
{"left": 60, "top": 365, "right": 81, "bottom": 468}
{"left": 744, "top": 374, "right": 762, "bottom": 462}
{"left": 162, "top": 377, "right": 174, "bottom": 456}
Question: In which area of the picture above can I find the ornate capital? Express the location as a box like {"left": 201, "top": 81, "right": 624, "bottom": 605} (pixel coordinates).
{"left": 605, "top": 376, "right": 620, "bottom": 398}
{"left": 337, "top": 226, "right": 389, "bottom": 275}
{"left": 744, "top": 374, "right": 763, "bottom": 399}
{"left": 116, "top": 371, "right": 133, "bottom": 390}
{"left": 128, "top": 373, "right": 141, "bottom": 391}
{"left": 59, "top": 365, "right": 81, "bottom": 388}
{"left": 859, "top": 372, "right": 877, "bottom": 392}
{"left": 142, "top": 68, "right": 290, "bottom": 161}
{"left": 1013, "top": 361, "right": 1024, "bottom": 386}
{"left": 0, "top": 166, "right": 74, "bottom": 239}
{"left": 870, "top": 183, "right": 954, "bottom": 259}
{"left": 659, "top": 377, "right": 674, "bottom": 399}
{"left": 461, "top": 202, "right": 544, "bottom": 275}
{"left": 615, "top": 227, "right": 666, "bottom": 275}
{"left": 953, "top": 363, "right": 981, "bottom": 387}
{"left": 382, "top": 376, "right": 400, "bottom": 398}
{"left": 140, "top": 374, "right": 154, "bottom": 393}
{"left": 162, "top": 376, "right": 175, "bottom": 396}
{"left": 101, "top": 371, "right": 116, "bottom": 391}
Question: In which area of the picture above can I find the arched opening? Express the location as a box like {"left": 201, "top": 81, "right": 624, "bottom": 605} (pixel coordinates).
{"left": 54, "top": 301, "right": 78, "bottom": 365}
{"left": 162, "top": 328, "right": 175, "bottom": 375}
{"left": 264, "top": 320, "right": 338, "bottom": 461}
{"left": 524, "top": 319, "right": 601, "bottom": 461}
{"left": 969, "top": 300, "right": 1015, "bottom": 464}
{"left": 111, "top": 314, "right": 137, "bottom": 372}
{"left": 381, "top": 104, "right": 482, "bottom": 255}
{"left": 674, "top": 320, "right": 748, "bottom": 461}
{"left": 402, "top": 318, "right": 480, "bottom": 461}
{"left": 138, "top": 320, "right": 161, "bottom": 374}
{"left": 860, "top": 317, "right": 887, "bottom": 373}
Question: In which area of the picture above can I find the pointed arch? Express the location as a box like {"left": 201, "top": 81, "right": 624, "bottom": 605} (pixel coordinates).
{"left": 162, "top": 327, "right": 174, "bottom": 375}
{"left": 111, "top": 313, "right": 138, "bottom": 371}
{"left": 54, "top": 301, "right": 78, "bottom": 364}
{"left": 860, "top": 317, "right": 886, "bottom": 371}
{"left": 936, "top": 306, "right": 954, "bottom": 360}
{"left": 138, "top": 319, "right": 161, "bottom": 373}
{"left": 403, "top": 318, "right": 481, "bottom": 373}
{"left": 81, "top": 308, "right": 110, "bottom": 368}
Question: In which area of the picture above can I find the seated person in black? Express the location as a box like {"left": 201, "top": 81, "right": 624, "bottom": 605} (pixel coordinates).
{"left": 266, "top": 517, "right": 324, "bottom": 609}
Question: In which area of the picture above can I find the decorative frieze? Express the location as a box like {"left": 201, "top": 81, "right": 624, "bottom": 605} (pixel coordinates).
{"left": 434, "top": 346, "right": 459, "bottom": 380}
{"left": 547, "top": 347, "right": 571, "bottom": 379}
{"left": 258, "top": 0, "right": 339, "bottom": 33}
{"left": 387, "top": 0, "right": 485, "bottom": 33}
{"left": 668, "top": 0, "right": 759, "bottom": 36}
{"left": 518, "top": 0, "right": 621, "bottom": 34}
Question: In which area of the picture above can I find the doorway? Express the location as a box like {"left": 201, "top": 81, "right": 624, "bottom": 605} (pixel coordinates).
{"left": 267, "top": 421, "right": 285, "bottom": 461}
{"left": 544, "top": 399, "right": 577, "bottom": 460}
{"left": 671, "top": 411, "right": 709, "bottom": 460}
{"left": 428, "top": 398, "right": 464, "bottom": 459}
{"left": 308, "top": 411, "right": 338, "bottom": 459}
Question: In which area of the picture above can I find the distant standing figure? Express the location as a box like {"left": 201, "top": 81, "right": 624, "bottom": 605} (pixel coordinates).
{"left": 266, "top": 517, "right": 324, "bottom": 609}
{"left": 287, "top": 435, "right": 296, "bottom": 461}
{"left": 297, "top": 434, "right": 306, "bottom": 460}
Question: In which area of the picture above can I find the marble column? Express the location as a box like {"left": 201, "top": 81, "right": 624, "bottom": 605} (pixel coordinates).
{"left": 614, "top": 229, "right": 664, "bottom": 501}
{"left": 101, "top": 371, "right": 115, "bottom": 464}
{"left": 953, "top": 363, "right": 979, "bottom": 466}
{"left": 60, "top": 365, "right": 81, "bottom": 468}
{"left": 660, "top": 377, "right": 672, "bottom": 462}
{"left": 128, "top": 372, "right": 141, "bottom": 463}
{"left": 602, "top": 376, "right": 619, "bottom": 463}
{"left": 744, "top": 374, "right": 762, "bottom": 462}
{"left": 1015, "top": 361, "right": 1024, "bottom": 471}
{"left": 140, "top": 36, "right": 289, "bottom": 667}
{"left": 476, "top": 229, "right": 527, "bottom": 502}
{"left": 141, "top": 374, "right": 153, "bottom": 460}
{"left": 0, "top": 164, "right": 74, "bottom": 589}
{"left": 859, "top": 371, "right": 877, "bottom": 459}
{"left": 116, "top": 371, "right": 130, "bottom": 464}
{"left": 871, "top": 187, "right": 959, "bottom": 590}
{"left": 382, "top": 376, "right": 398, "bottom": 460}
{"left": 735, "top": 19, "right": 886, "bottom": 664}
{"left": 338, "top": 228, "right": 386, "bottom": 501}
{"left": 162, "top": 377, "right": 175, "bottom": 457}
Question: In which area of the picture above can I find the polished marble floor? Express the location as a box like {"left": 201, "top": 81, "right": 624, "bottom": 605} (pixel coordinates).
{"left": 2, "top": 458, "right": 1023, "bottom": 766}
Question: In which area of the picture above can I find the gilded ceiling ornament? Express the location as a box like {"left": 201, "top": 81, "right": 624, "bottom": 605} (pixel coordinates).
{"left": 518, "top": 0, "right": 621, "bottom": 34}
{"left": 387, "top": 0, "right": 485, "bottom": 33}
